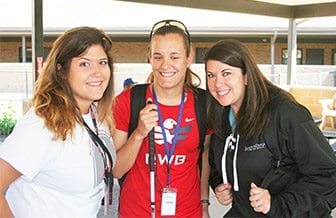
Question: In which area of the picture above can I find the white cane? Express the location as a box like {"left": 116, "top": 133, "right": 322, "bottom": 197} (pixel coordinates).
{"left": 148, "top": 100, "right": 156, "bottom": 218}
{"left": 149, "top": 127, "right": 155, "bottom": 218}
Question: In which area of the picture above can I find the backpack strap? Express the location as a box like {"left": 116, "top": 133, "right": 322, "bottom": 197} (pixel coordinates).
{"left": 118, "top": 84, "right": 149, "bottom": 187}
{"left": 128, "top": 84, "right": 149, "bottom": 136}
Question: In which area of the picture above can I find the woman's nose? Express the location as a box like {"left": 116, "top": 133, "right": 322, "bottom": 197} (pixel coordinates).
{"left": 91, "top": 62, "right": 102, "bottom": 76}
{"left": 215, "top": 76, "right": 224, "bottom": 87}
{"left": 161, "top": 58, "right": 170, "bottom": 69}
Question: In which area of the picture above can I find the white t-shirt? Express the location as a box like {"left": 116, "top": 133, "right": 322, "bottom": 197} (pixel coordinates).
{"left": 0, "top": 108, "right": 116, "bottom": 218}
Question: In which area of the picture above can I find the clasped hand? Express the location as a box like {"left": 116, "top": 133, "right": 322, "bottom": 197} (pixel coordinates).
{"left": 215, "top": 182, "right": 271, "bottom": 214}
{"left": 136, "top": 103, "right": 158, "bottom": 138}
{"left": 215, "top": 183, "right": 233, "bottom": 205}
{"left": 249, "top": 182, "right": 271, "bottom": 214}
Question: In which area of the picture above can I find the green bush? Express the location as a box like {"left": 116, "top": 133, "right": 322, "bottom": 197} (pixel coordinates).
{"left": 0, "top": 110, "right": 17, "bottom": 135}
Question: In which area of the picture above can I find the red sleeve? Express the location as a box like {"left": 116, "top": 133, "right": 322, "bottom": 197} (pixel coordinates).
{"left": 113, "top": 89, "right": 131, "bottom": 132}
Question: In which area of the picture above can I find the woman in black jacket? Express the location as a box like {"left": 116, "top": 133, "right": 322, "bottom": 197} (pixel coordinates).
{"left": 205, "top": 39, "right": 336, "bottom": 217}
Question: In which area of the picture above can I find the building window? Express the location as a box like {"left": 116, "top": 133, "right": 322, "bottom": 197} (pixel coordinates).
{"left": 332, "top": 49, "right": 336, "bottom": 65}
{"left": 19, "top": 47, "right": 51, "bottom": 63}
{"left": 19, "top": 47, "right": 32, "bottom": 62}
{"left": 306, "top": 48, "right": 324, "bottom": 65}
{"left": 195, "top": 47, "right": 208, "bottom": 63}
{"left": 281, "top": 48, "right": 302, "bottom": 65}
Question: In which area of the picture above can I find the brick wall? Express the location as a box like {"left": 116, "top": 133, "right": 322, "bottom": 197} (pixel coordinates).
{"left": 275, "top": 43, "right": 335, "bottom": 65}
{"left": 1, "top": 40, "right": 335, "bottom": 64}
{"left": 0, "top": 42, "right": 22, "bottom": 62}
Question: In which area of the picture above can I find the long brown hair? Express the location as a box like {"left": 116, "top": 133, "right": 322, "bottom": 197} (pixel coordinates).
{"left": 205, "top": 39, "right": 297, "bottom": 139}
{"left": 32, "top": 26, "right": 115, "bottom": 140}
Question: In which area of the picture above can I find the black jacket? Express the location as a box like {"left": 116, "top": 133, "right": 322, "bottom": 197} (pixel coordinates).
{"left": 209, "top": 95, "right": 336, "bottom": 217}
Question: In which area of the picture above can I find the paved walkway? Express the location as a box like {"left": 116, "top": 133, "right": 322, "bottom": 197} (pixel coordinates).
{"left": 100, "top": 179, "right": 335, "bottom": 218}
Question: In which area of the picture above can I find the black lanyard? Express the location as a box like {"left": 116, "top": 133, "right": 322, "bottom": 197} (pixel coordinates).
{"left": 82, "top": 106, "right": 113, "bottom": 186}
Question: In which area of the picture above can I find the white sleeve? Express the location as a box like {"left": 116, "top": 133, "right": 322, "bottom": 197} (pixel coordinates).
{"left": 0, "top": 108, "right": 52, "bottom": 180}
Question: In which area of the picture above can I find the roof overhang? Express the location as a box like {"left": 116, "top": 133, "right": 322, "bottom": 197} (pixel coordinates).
{"left": 118, "top": 0, "right": 336, "bottom": 18}
{"left": 1, "top": 26, "right": 335, "bottom": 38}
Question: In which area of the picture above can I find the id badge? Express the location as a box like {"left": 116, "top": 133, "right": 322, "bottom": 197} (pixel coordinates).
{"left": 161, "top": 187, "right": 177, "bottom": 216}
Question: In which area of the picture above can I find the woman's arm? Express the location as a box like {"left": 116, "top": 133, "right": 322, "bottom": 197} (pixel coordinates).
{"left": 268, "top": 102, "right": 336, "bottom": 217}
{"left": 112, "top": 103, "right": 158, "bottom": 178}
{"left": 0, "top": 158, "right": 21, "bottom": 218}
{"left": 200, "top": 135, "right": 211, "bottom": 217}
{"left": 112, "top": 127, "right": 148, "bottom": 178}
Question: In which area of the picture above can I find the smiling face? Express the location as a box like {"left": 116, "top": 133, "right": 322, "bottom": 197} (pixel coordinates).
{"left": 206, "top": 60, "right": 247, "bottom": 115}
{"left": 68, "top": 44, "right": 111, "bottom": 113}
{"left": 149, "top": 33, "right": 192, "bottom": 92}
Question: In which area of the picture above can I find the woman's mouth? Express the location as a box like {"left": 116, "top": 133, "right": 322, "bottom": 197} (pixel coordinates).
{"left": 87, "top": 81, "right": 103, "bottom": 86}
{"left": 160, "top": 71, "right": 175, "bottom": 77}
{"left": 217, "top": 89, "right": 231, "bottom": 96}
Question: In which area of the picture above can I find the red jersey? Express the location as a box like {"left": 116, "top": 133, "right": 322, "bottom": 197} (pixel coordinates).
{"left": 114, "top": 87, "right": 202, "bottom": 218}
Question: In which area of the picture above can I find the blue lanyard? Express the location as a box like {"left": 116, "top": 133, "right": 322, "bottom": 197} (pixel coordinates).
{"left": 152, "top": 87, "right": 185, "bottom": 186}
{"left": 229, "top": 107, "right": 236, "bottom": 131}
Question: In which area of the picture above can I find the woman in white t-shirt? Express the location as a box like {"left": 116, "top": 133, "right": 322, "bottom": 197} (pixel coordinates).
{"left": 0, "top": 26, "right": 116, "bottom": 218}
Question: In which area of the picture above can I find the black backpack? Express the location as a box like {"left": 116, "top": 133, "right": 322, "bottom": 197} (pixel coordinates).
{"left": 118, "top": 83, "right": 207, "bottom": 186}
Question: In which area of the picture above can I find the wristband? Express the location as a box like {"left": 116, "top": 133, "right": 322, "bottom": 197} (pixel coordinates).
{"left": 201, "top": 199, "right": 210, "bottom": 205}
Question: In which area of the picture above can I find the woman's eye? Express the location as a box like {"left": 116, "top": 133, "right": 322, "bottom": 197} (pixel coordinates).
{"left": 206, "top": 73, "right": 214, "bottom": 78}
{"left": 223, "top": 71, "right": 232, "bottom": 76}
{"left": 79, "top": 62, "right": 90, "bottom": 67}
{"left": 100, "top": 60, "right": 108, "bottom": 65}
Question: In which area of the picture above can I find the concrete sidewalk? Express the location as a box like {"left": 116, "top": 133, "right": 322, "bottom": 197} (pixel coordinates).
{"left": 99, "top": 179, "right": 335, "bottom": 218}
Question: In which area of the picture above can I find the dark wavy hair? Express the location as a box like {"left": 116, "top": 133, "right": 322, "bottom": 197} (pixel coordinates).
{"left": 204, "top": 39, "right": 297, "bottom": 139}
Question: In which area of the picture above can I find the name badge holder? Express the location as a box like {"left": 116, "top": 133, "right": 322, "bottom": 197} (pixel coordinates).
{"left": 161, "top": 187, "right": 177, "bottom": 216}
